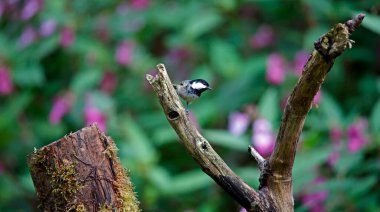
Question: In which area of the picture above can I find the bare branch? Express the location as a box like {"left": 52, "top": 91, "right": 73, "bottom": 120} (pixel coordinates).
{"left": 248, "top": 146, "right": 265, "bottom": 171}
{"left": 146, "top": 64, "right": 272, "bottom": 211}
{"left": 266, "top": 14, "right": 365, "bottom": 210}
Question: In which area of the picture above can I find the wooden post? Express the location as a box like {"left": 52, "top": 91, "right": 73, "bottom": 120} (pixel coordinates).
{"left": 27, "top": 124, "right": 140, "bottom": 211}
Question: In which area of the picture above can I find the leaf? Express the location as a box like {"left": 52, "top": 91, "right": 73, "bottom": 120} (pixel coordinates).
{"left": 370, "top": 99, "right": 380, "bottom": 133}
{"left": 13, "top": 64, "right": 45, "bottom": 87}
{"left": 152, "top": 127, "right": 178, "bottom": 146}
{"left": 257, "top": 88, "right": 279, "bottom": 124}
{"left": 70, "top": 69, "right": 102, "bottom": 94}
{"left": 0, "top": 93, "right": 32, "bottom": 131}
{"left": 359, "top": 13, "right": 380, "bottom": 35}
{"left": 293, "top": 147, "right": 332, "bottom": 193}
{"left": 168, "top": 170, "right": 212, "bottom": 194}
{"left": 149, "top": 167, "right": 212, "bottom": 195}
{"left": 183, "top": 11, "right": 222, "bottom": 39}
{"left": 210, "top": 40, "right": 242, "bottom": 78}
{"left": 319, "top": 92, "right": 343, "bottom": 126}
{"left": 120, "top": 115, "right": 157, "bottom": 165}
{"left": 203, "top": 129, "right": 250, "bottom": 151}
{"left": 334, "top": 151, "right": 362, "bottom": 174}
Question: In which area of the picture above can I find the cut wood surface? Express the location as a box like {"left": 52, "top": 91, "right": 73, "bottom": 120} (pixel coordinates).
{"left": 27, "top": 124, "right": 139, "bottom": 211}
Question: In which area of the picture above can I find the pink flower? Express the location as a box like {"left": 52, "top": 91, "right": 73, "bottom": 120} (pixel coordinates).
{"left": 240, "top": 208, "right": 247, "bottom": 212}
{"left": 39, "top": 19, "right": 57, "bottom": 37}
{"left": 330, "top": 127, "right": 343, "bottom": 144}
{"left": 131, "top": 0, "right": 150, "bottom": 10}
{"left": 266, "top": 53, "right": 286, "bottom": 85}
{"left": 301, "top": 177, "right": 328, "bottom": 212}
{"left": 60, "top": 26, "right": 75, "bottom": 48}
{"left": 228, "top": 112, "right": 250, "bottom": 136}
{"left": 100, "top": 71, "right": 117, "bottom": 94}
{"left": 0, "top": 2, "right": 5, "bottom": 17}
{"left": 20, "top": 0, "right": 42, "bottom": 20}
{"left": 252, "top": 118, "right": 275, "bottom": 156}
{"left": 115, "top": 41, "right": 134, "bottom": 65}
{"left": 84, "top": 104, "right": 107, "bottom": 132}
{"left": 312, "top": 90, "right": 322, "bottom": 107}
{"left": 250, "top": 25, "right": 274, "bottom": 49}
{"left": 49, "top": 92, "right": 73, "bottom": 124}
{"left": 0, "top": 67, "right": 13, "bottom": 95}
{"left": 347, "top": 119, "right": 368, "bottom": 153}
{"left": 327, "top": 151, "right": 340, "bottom": 166}
{"left": 18, "top": 26, "right": 38, "bottom": 48}
{"left": 294, "top": 51, "right": 309, "bottom": 76}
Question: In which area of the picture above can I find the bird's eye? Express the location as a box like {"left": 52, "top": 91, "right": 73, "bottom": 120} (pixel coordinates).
{"left": 180, "top": 83, "right": 183, "bottom": 86}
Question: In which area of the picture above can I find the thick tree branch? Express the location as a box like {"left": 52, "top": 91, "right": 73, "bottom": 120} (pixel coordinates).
{"left": 266, "top": 14, "right": 364, "bottom": 210}
{"left": 146, "top": 64, "right": 273, "bottom": 211}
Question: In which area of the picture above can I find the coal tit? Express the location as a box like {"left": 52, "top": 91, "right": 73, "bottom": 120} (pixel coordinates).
{"left": 173, "top": 79, "right": 212, "bottom": 112}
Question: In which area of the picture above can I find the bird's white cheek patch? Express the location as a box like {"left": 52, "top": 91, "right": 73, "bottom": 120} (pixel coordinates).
{"left": 191, "top": 82, "right": 207, "bottom": 89}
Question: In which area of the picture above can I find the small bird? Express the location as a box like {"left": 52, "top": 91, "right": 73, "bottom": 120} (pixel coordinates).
{"left": 173, "top": 79, "right": 212, "bottom": 113}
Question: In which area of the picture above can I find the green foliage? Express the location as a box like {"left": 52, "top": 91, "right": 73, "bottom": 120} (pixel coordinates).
{"left": 0, "top": 0, "right": 379, "bottom": 211}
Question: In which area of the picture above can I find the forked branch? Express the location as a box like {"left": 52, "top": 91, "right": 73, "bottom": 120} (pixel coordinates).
{"left": 146, "top": 14, "right": 364, "bottom": 212}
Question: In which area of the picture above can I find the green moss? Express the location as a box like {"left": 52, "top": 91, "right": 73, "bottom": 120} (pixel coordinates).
{"left": 29, "top": 148, "right": 81, "bottom": 211}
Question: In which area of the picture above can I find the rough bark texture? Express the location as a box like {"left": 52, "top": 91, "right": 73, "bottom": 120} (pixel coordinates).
{"left": 147, "top": 14, "right": 364, "bottom": 212}
{"left": 27, "top": 124, "right": 140, "bottom": 212}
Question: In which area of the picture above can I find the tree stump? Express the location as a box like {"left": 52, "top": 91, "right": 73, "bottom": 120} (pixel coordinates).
{"left": 27, "top": 124, "right": 140, "bottom": 211}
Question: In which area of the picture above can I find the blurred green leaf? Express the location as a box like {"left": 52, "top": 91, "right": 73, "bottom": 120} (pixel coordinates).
{"left": 335, "top": 151, "right": 363, "bottom": 174}
{"left": 293, "top": 146, "right": 332, "bottom": 193}
{"left": 70, "top": 69, "right": 102, "bottom": 94}
{"left": 203, "top": 129, "right": 250, "bottom": 151}
{"left": 359, "top": 13, "right": 380, "bottom": 35}
{"left": 210, "top": 40, "right": 242, "bottom": 78}
{"left": 258, "top": 88, "right": 279, "bottom": 124}
{"left": 13, "top": 64, "right": 45, "bottom": 87}
{"left": 183, "top": 10, "right": 222, "bottom": 39}
{"left": 150, "top": 167, "right": 212, "bottom": 195}
{"left": 120, "top": 115, "right": 157, "bottom": 165}
{"left": 0, "top": 93, "right": 32, "bottom": 131}
{"left": 319, "top": 92, "right": 343, "bottom": 126}
{"left": 370, "top": 99, "right": 380, "bottom": 133}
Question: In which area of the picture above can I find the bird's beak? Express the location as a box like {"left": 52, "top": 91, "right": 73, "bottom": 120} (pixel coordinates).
{"left": 173, "top": 84, "right": 178, "bottom": 90}
{"left": 207, "top": 87, "right": 212, "bottom": 90}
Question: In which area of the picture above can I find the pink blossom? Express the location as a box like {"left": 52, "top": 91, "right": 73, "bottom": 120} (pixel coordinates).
{"left": 228, "top": 112, "right": 250, "bottom": 136}
{"left": 250, "top": 25, "right": 274, "bottom": 49}
{"left": 49, "top": 92, "right": 73, "bottom": 124}
{"left": 84, "top": 105, "right": 107, "bottom": 132}
{"left": 100, "top": 71, "right": 117, "bottom": 94}
{"left": 327, "top": 151, "right": 340, "bottom": 166}
{"left": 347, "top": 119, "right": 368, "bottom": 153}
{"left": 330, "top": 127, "right": 343, "bottom": 144}
{"left": 115, "top": 41, "right": 134, "bottom": 65}
{"left": 312, "top": 90, "right": 322, "bottom": 107}
{"left": 294, "top": 51, "right": 309, "bottom": 76}
{"left": 39, "top": 19, "right": 57, "bottom": 37}
{"left": 131, "top": 0, "right": 150, "bottom": 10}
{"left": 20, "top": 0, "right": 42, "bottom": 20}
{"left": 301, "top": 177, "right": 328, "bottom": 212}
{"left": 0, "top": 2, "right": 5, "bottom": 17}
{"left": 18, "top": 26, "right": 38, "bottom": 48}
{"left": 60, "top": 26, "right": 75, "bottom": 48}
{"left": 240, "top": 208, "right": 247, "bottom": 212}
{"left": 252, "top": 118, "right": 275, "bottom": 156}
{"left": 266, "top": 53, "right": 286, "bottom": 85}
{"left": 0, "top": 66, "right": 13, "bottom": 95}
